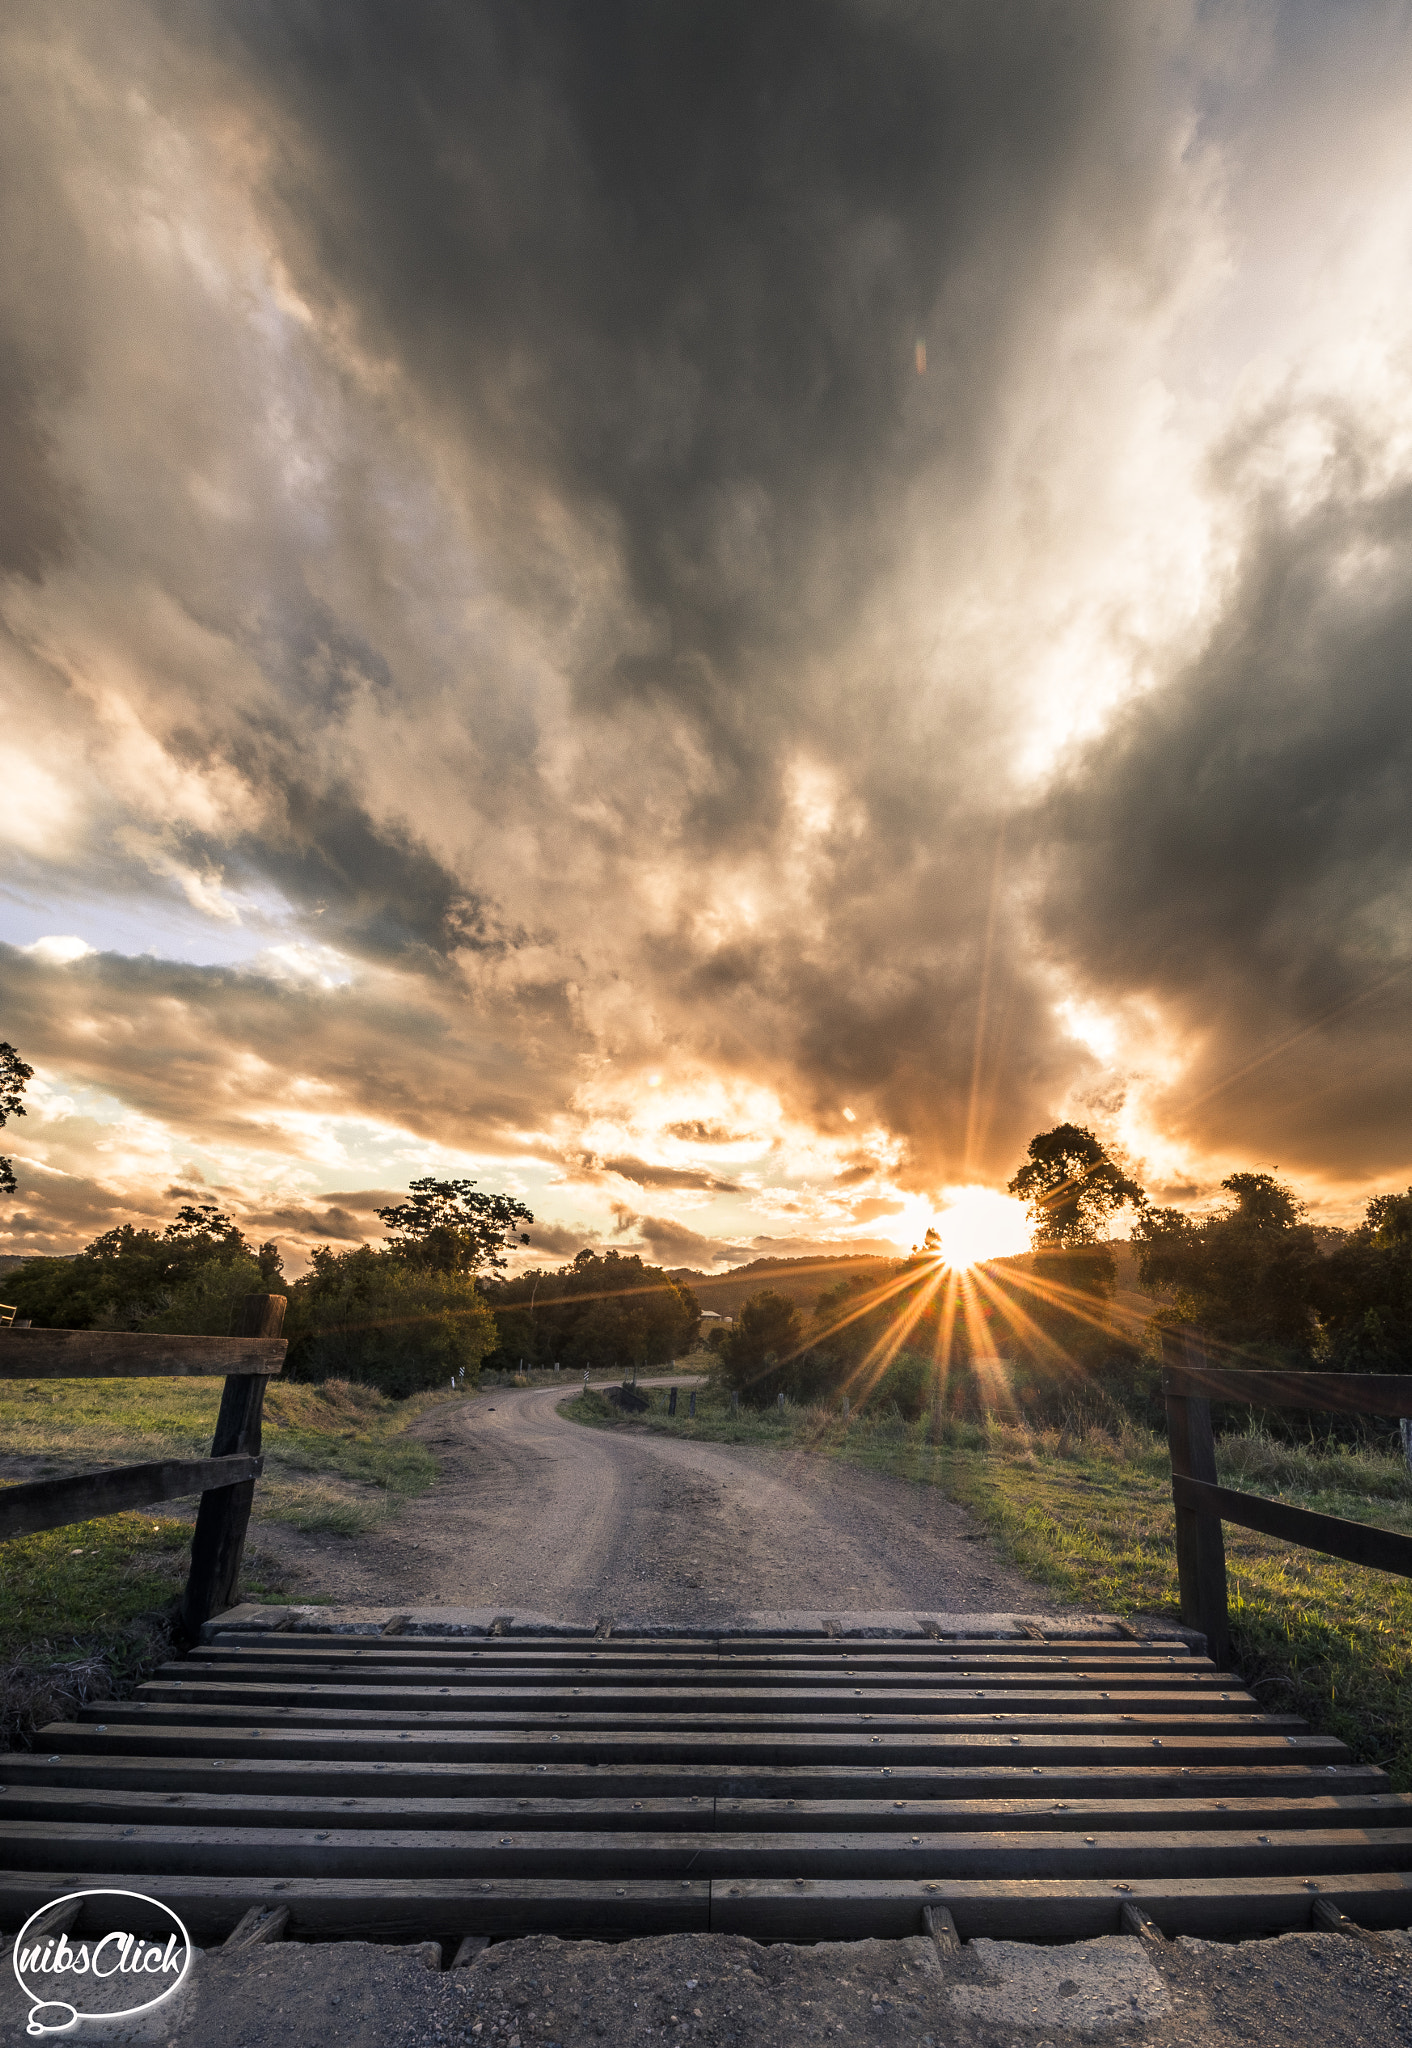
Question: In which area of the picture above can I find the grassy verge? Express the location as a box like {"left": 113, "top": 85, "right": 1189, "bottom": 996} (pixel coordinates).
{"left": 560, "top": 1384, "right": 1412, "bottom": 1789}
{"left": 0, "top": 1375, "right": 462, "bottom": 1747}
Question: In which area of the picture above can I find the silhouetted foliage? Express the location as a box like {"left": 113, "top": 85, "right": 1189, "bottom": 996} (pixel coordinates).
{"left": 4, "top": 1203, "right": 259, "bottom": 1330}
{"left": 1133, "top": 1172, "right": 1323, "bottom": 1362}
{"left": 376, "top": 1177, "right": 532, "bottom": 1274}
{"left": 284, "top": 1244, "right": 497, "bottom": 1397}
{"left": 485, "top": 1248, "right": 699, "bottom": 1372}
{"left": 0, "top": 1039, "right": 34, "bottom": 1196}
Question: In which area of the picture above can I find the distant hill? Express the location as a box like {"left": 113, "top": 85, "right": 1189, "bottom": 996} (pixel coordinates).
{"left": 666, "top": 1253, "right": 893, "bottom": 1318}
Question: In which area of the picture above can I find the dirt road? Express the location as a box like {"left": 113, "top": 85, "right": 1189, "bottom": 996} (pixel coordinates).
{"left": 257, "top": 1379, "right": 1066, "bottom": 1623}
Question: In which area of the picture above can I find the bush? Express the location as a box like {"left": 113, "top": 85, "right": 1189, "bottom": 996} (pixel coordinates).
{"left": 284, "top": 1246, "right": 497, "bottom": 1397}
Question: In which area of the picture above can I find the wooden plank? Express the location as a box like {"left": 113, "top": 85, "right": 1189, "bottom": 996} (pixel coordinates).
{"left": 0, "top": 1456, "right": 263, "bottom": 1540}
{"left": 181, "top": 1295, "right": 284, "bottom": 1636}
{"left": 1172, "top": 1475, "right": 1412, "bottom": 1582}
{"left": 6, "top": 1784, "right": 1404, "bottom": 1835}
{"left": 37, "top": 1718, "right": 1342, "bottom": 1768}
{"left": 0, "top": 1873, "right": 712, "bottom": 1944}
{"left": 5, "top": 1819, "right": 1409, "bottom": 1883}
{"left": 5, "top": 1750, "right": 1380, "bottom": 1802}
{"left": 179, "top": 1652, "right": 1233, "bottom": 1691}
{"left": 128, "top": 1678, "right": 1265, "bottom": 1718}
{"left": 709, "top": 1871, "right": 1412, "bottom": 1942}
{"left": 0, "top": 1327, "right": 286, "bottom": 1378}
{"left": 86, "top": 1699, "right": 1292, "bottom": 1741}
{"left": 3, "top": 1869, "right": 1409, "bottom": 1946}
{"left": 1162, "top": 1365, "right": 1412, "bottom": 1421}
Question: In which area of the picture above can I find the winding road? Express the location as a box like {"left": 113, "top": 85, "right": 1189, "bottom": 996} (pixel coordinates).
{"left": 265, "top": 1379, "right": 1067, "bottom": 1624}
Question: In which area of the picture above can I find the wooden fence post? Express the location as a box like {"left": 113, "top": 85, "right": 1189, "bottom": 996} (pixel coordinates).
{"left": 1166, "top": 1335, "right": 1230, "bottom": 1665}
{"left": 180, "top": 1293, "right": 285, "bottom": 1638}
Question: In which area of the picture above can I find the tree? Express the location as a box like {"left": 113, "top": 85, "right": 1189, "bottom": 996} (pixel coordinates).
{"left": 4, "top": 1201, "right": 264, "bottom": 1330}
{"left": 376, "top": 1177, "right": 533, "bottom": 1275}
{"left": 284, "top": 1243, "right": 498, "bottom": 1397}
{"left": 715, "top": 1291, "right": 805, "bottom": 1406}
{"left": 1312, "top": 1186, "right": 1412, "bottom": 1374}
{"left": 1133, "top": 1171, "right": 1322, "bottom": 1361}
{"left": 0, "top": 1040, "right": 33, "bottom": 1195}
{"left": 484, "top": 1248, "right": 699, "bottom": 1371}
{"left": 1008, "top": 1124, "right": 1145, "bottom": 1248}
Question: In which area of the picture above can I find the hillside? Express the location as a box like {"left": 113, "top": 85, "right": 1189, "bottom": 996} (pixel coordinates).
{"left": 666, "top": 1253, "right": 892, "bottom": 1318}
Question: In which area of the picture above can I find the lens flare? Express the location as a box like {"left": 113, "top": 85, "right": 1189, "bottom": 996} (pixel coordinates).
{"left": 931, "top": 1186, "right": 1031, "bottom": 1268}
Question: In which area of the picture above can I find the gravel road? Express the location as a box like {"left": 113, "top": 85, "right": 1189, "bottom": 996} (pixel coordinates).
{"left": 256, "top": 1379, "right": 1066, "bottom": 1622}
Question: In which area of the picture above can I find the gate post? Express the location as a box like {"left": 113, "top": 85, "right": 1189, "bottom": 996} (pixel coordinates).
{"left": 181, "top": 1293, "right": 285, "bottom": 1637}
{"left": 1166, "top": 1333, "right": 1230, "bottom": 1665}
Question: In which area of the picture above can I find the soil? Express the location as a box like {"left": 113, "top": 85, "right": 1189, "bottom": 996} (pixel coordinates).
{"left": 246, "top": 1378, "right": 1067, "bottom": 1622}
{"left": 14, "top": 1925, "right": 1408, "bottom": 2047}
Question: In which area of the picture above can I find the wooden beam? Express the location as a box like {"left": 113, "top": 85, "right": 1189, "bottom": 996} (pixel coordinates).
{"left": 0, "top": 1327, "right": 286, "bottom": 1378}
{"left": 8, "top": 1819, "right": 1408, "bottom": 1883}
{"left": 1172, "top": 1476, "right": 1412, "bottom": 1582}
{"left": 181, "top": 1296, "right": 284, "bottom": 1638}
{"left": 1167, "top": 1382, "right": 1230, "bottom": 1664}
{"left": 708, "top": 1872, "right": 1412, "bottom": 1942}
{"left": 222, "top": 1903, "right": 289, "bottom": 1951}
{"left": 1162, "top": 1365, "right": 1412, "bottom": 1420}
{"left": 0, "top": 1456, "right": 263, "bottom": 1539}
{"left": 922, "top": 1903, "right": 960, "bottom": 1954}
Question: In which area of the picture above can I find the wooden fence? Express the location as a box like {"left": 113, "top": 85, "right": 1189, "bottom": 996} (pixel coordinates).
{"left": 1164, "top": 1354, "right": 1412, "bottom": 1665}
{"left": 0, "top": 1293, "right": 287, "bottom": 1637}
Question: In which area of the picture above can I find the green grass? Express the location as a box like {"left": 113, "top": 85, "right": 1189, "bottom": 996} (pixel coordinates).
{"left": 0, "top": 1374, "right": 454, "bottom": 1537}
{"left": 561, "top": 1384, "right": 1412, "bottom": 1790}
{"left": 0, "top": 1375, "right": 463, "bottom": 1743}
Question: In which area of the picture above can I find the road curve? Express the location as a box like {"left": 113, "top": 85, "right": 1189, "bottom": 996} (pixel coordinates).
{"left": 273, "top": 1379, "right": 1066, "bottom": 1624}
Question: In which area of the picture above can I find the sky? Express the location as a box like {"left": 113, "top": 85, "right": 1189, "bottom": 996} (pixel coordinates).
{"left": 5, "top": 0, "right": 1412, "bottom": 1275}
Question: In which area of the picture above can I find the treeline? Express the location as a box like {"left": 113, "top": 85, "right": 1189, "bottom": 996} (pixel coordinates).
{"left": 484, "top": 1250, "right": 699, "bottom": 1374}
{"left": 712, "top": 1127, "right": 1412, "bottom": 1423}
{"left": 2, "top": 1181, "right": 699, "bottom": 1397}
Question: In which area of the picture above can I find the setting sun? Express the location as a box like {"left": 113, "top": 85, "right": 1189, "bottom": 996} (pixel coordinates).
{"left": 931, "top": 1185, "right": 1031, "bottom": 1269}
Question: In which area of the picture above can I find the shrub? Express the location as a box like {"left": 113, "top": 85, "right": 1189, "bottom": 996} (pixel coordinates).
{"left": 284, "top": 1246, "right": 497, "bottom": 1397}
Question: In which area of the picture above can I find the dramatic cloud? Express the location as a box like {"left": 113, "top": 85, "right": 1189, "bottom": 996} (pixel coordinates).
{"left": 5, "top": 1, "right": 1412, "bottom": 1264}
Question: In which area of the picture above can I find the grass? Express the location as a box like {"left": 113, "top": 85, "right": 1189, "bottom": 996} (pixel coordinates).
{"left": 0, "top": 1374, "right": 461, "bottom": 1746}
{"left": 561, "top": 1381, "right": 1412, "bottom": 1790}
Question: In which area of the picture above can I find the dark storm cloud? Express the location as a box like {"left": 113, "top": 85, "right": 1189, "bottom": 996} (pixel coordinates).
{"left": 1037, "top": 412, "right": 1412, "bottom": 1177}
{"left": 237, "top": 778, "right": 511, "bottom": 966}
{"left": 223, "top": 0, "right": 1147, "bottom": 701}
{"left": 150, "top": 0, "right": 1184, "bottom": 1178}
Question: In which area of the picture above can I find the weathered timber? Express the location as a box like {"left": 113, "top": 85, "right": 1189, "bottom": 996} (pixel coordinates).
{"left": 4, "top": 1751, "right": 1381, "bottom": 1804}
{"left": 43, "top": 1714, "right": 1334, "bottom": 1764}
{"left": 1120, "top": 1900, "right": 1167, "bottom": 1944}
{"left": 922, "top": 1902, "right": 961, "bottom": 1954}
{"left": 1162, "top": 1365, "right": 1412, "bottom": 1420}
{"left": 6, "top": 1819, "right": 1409, "bottom": 1884}
{"left": 1167, "top": 1375, "right": 1231, "bottom": 1663}
{"left": 0, "top": 1327, "right": 286, "bottom": 1378}
{"left": 0, "top": 1456, "right": 263, "bottom": 1541}
{"left": 222, "top": 1903, "right": 289, "bottom": 1951}
{"left": 1172, "top": 1475, "right": 1412, "bottom": 1581}
{"left": 180, "top": 1295, "right": 285, "bottom": 1637}
{"left": 707, "top": 1872, "right": 1412, "bottom": 1942}
{"left": 126, "top": 1678, "right": 1265, "bottom": 1718}
{"left": 6, "top": 1784, "right": 1403, "bottom": 1835}
{"left": 0, "top": 1873, "right": 713, "bottom": 1945}
{"left": 5, "top": 1626, "right": 1406, "bottom": 1947}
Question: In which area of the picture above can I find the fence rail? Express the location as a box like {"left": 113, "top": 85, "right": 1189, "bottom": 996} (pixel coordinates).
{"left": 0, "top": 1293, "right": 286, "bottom": 1635}
{"left": 1163, "top": 1356, "right": 1412, "bottom": 1665}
